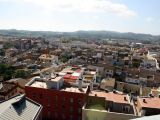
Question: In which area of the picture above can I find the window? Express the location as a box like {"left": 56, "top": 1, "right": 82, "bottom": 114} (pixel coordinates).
{"left": 55, "top": 96, "right": 58, "bottom": 102}
{"left": 62, "top": 114, "right": 65, "bottom": 120}
{"left": 70, "top": 107, "right": 73, "bottom": 112}
{"left": 89, "top": 99, "right": 92, "bottom": 103}
{"left": 47, "top": 111, "right": 51, "bottom": 119}
{"left": 48, "top": 98, "right": 51, "bottom": 107}
{"left": 78, "top": 99, "right": 81, "bottom": 105}
{"left": 78, "top": 108, "right": 81, "bottom": 114}
{"left": 39, "top": 94, "right": 43, "bottom": 99}
{"left": 55, "top": 112, "right": 58, "bottom": 118}
{"left": 123, "top": 106, "right": 130, "bottom": 113}
{"left": 70, "top": 115, "right": 73, "bottom": 120}
{"left": 62, "top": 97, "right": 66, "bottom": 102}
{"left": 62, "top": 104, "right": 66, "bottom": 109}
{"left": 32, "top": 93, "right": 36, "bottom": 99}
{"left": 78, "top": 116, "right": 81, "bottom": 120}
{"left": 55, "top": 104, "right": 58, "bottom": 109}
{"left": 70, "top": 98, "right": 74, "bottom": 103}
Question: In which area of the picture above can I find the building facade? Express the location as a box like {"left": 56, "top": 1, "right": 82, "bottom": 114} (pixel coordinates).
{"left": 25, "top": 76, "right": 89, "bottom": 120}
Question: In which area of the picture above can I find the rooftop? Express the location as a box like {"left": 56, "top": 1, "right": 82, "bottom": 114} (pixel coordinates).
{"left": 49, "top": 75, "right": 63, "bottom": 82}
{"left": 39, "top": 54, "right": 56, "bottom": 60}
{"left": 31, "top": 81, "right": 47, "bottom": 88}
{"left": 27, "top": 77, "right": 87, "bottom": 94}
{"left": 131, "top": 114, "right": 160, "bottom": 120}
{"left": 138, "top": 97, "right": 160, "bottom": 109}
{"left": 7, "top": 78, "right": 30, "bottom": 88}
{"left": 61, "top": 66, "right": 83, "bottom": 82}
{"left": 100, "top": 78, "right": 115, "bottom": 89}
{"left": 0, "top": 94, "right": 42, "bottom": 120}
{"left": 61, "top": 87, "right": 87, "bottom": 93}
{"left": 0, "top": 82, "right": 17, "bottom": 95}
{"left": 89, "top": 91, "right": 130, "bottom": 104}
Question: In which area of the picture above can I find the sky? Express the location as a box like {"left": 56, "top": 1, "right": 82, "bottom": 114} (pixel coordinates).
{"left": 0, "top": 0, "right": 159, "bottom": 35}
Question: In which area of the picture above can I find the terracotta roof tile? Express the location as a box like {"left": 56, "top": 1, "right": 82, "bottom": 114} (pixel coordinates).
{"left": 138, "top": 97, "right": 160, "bottom": 109}
{"left": 89, "top": 91, "right": 130, "bottom": 104}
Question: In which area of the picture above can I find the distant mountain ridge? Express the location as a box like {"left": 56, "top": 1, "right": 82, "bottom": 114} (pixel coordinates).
{"left": 0, "top": 29, "right": 159, "bottom": 41}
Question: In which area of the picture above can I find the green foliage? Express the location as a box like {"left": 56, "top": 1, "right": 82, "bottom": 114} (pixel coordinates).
{"left": 0, "top": 64, "right": 15, "bottom": 80}
{"left": 86, "top": 109, "right": 107, "bottom": 120}
{"left": 0, "top": 49, "right": 5, "bottom": 56}
{"left": 15, "top": 69, "right": 26, "bottom": 78}
{"left": 132, "top": 59, "right": 142, "bottom": 68}
{"left": 61, "top": 39, "right": 70, "bottom": 43}
{"left": 59, "top": 52, "right": 72, "bottom": 63}
{"left": 0, "top": 64, "right": 29, "bottom": 80}
{"left": 3, "top": 42, "right": 13, "bottom": 49}
{"left": 87, "top": 104, "right": 105, "bottom": 110}
{"left": 0, "top": 29, "right": 159, "bottom": 42}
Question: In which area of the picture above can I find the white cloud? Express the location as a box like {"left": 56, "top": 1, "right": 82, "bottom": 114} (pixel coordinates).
{"left": 146, "top": 17, "right": 154, "bottom": 22}
{"left": 0, "top": 0, "right": 136, "bottom": 17}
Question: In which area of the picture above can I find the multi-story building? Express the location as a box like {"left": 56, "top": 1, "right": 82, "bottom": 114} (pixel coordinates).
{"left": 136, "top": 96, "right": 160, "bottom": 116}
{"left": 82, "top": 90, "right": 136, "bottom": 120}
{"left": 59, "top": 66, "right": 84, "bottom": 83}
{"left": 25, "top": 75, "right": 89, "bottom": 120}
{"left": 100, "top": 78, "right": 115, "bottom": 91}
{"left": 39, "top": 54, "right": 58, "bottom": 67}
{"left": 59, "top": 66, "right": 97, "bottom": 88}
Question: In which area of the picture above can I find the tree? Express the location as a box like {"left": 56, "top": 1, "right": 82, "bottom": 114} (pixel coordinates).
{"left": 3, "top": 42, "right": 13, "bottom": 49}
{"left": 132, "top": 59, "right": 142, "bottom": 68}
{"left": 0, "top": 49, "right": 5, "bottom": 56}
{"left": 15, "top": 69, "right": 26, "bottom": 78}
{"left": 4, "top": 69, "right": 14, "bottom": 80}
{"left": 0, "top": 64, "right": 15, "bottom": 80}
{"left": 59, "top": 52, "right": 72, "bottom": 63}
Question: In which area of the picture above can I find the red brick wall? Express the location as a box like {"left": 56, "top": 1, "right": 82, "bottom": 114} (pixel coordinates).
{"left": 25, "top": 86, "right": 86, "bottom": 120}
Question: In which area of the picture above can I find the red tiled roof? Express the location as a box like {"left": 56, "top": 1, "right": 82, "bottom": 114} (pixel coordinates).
{"left": 64, "top": 74, "right": 79, "bottom": 83}
{"left": 64, "top": 74, "right": 71, "bottom": 79}
{"left": 70, "top": 76, "right": 78, "bottom": 80}
{"left": 138, "top": 97, "right": 160, "bottom": 109}
{"left": 64, "top": 78, "right": 77, "bottom": 83}
{"left": 75, "top": 69, "right": 82, "bottom": 73}
{"left": 89, "top": 91, "right": 130, "bottom": 104}
{"left": 105, "top": 92, "right": 129, "bottom": 104}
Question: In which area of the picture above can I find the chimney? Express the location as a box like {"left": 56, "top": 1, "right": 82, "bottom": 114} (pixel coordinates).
{"left": 78, "top": 78, "right": 82, "bottom": 90}
{"left": 87, "top": 85, "right": 91, "bottom": 93}
{"left": 143, "top": 99, "right": 146, "bottom": 103}
{"left": 124, "top": 97, "right": 127, "bottom": 101}
{"left": 113, "top": 90, "right": 117, "bottom": 94}
{"left": 0, "top": 83, "right": 3, "bottom": 90}
{"left": 148, "top": 93, "right": 154, "bottom": 98}
{"left": 90, "top": 81, "right": 93, "bottom": 91}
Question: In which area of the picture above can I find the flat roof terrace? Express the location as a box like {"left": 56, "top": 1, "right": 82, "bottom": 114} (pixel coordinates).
{"left": 28, "top": 78, "right": 87, "bottom": 94}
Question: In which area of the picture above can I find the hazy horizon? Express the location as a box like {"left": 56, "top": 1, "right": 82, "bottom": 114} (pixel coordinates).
{"left": 1, "top": 29, "right": 160, "bottom": 36}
